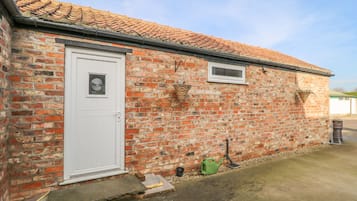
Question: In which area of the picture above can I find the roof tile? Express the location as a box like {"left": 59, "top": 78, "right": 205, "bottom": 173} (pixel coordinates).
{"left": 15, "top": 0, "right": 331, "bottom": 74}
{"left": 42, "top": 1, "right": 61, "bottom": 15}
{"left": 81, "top": 8, "right": 95, "bottom": 26}
{"left": 16, "top": 0, "right": 38, "bottom": 7}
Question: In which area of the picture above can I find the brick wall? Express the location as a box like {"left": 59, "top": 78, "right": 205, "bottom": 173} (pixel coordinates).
{"left": 125, "top": 54, "right": 330, "bottom": 174}
{"left": 0, "top": 14, "right": 11, "bottom": 201}
{"left": 9, "top": 28, "right": 329, "bottom": 200}
{"left": 8, "top": 30, "right": 64, "bottom": 200}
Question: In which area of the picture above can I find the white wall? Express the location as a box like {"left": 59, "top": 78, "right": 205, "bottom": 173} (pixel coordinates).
{"left": 352, "top": 98, "right": 357, "bottom": 114}
{"left": 330, "top": 97, "right": 351, "bottom": 115}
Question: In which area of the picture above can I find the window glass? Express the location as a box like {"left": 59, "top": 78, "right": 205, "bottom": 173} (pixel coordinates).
{"left": 212, "top": 67, "right": 243, "bottom": 78}
{"left": 208, "top": 62, "right": 246, "bottom": 84}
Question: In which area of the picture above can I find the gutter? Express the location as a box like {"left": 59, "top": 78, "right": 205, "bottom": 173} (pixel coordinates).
{"left": 5, "top": 2, "right": 333, "bottom": 77}
{"left": 3, "top": 0, "right": 20, "bottom": 16}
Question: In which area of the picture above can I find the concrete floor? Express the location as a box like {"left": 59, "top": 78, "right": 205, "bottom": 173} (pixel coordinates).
{"left": 120, "top": 118, "right": 357, "bottom": 201}
{"left": 47, "top": 175, "right": 145, "bottom": 201}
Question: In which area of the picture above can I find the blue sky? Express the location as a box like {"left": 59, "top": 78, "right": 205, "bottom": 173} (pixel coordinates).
{"left": 63, "top": 0, "right": 357, "bottom": 91}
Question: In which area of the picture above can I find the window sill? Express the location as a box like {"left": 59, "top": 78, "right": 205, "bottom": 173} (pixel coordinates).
{"left": 207, "top": 80, "right": 249, "bottom": 85}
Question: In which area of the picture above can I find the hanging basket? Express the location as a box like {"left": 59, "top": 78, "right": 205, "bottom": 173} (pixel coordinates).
{"left": 296, "top": 90, "right": 313, "bottom": 103}
{"left": 174, "top": 84, "right": 191, "bottom": 102}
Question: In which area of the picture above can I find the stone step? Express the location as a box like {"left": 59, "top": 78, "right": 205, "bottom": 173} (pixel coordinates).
{"left": 46, "top": 175, "right": 145, "bottom": 201}
{"left": 137, "top": 174, "right": 175, "bottom": 199}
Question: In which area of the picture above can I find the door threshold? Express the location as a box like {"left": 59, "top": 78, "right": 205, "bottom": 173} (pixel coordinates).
{"left": 50, "top": 174, "right": 145, "bottom": 201}
{"left": 60, "top": 170, "right": 128, "bottom": 185}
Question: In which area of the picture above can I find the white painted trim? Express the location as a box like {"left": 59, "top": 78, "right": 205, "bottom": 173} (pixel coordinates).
{"left": 60, "top": 170, "right": 128, "bottom": 185}
{"left": 64, "top": 46, "right": 126, "bottom": 183}
{"left": 117, "top": 51, "right": 126, "bottom": 171}
{"left": 64, "top": 47, "right": 73, "bottom": 182}
{"left": 207, "top": 62, "right": 246, "bottom": 84}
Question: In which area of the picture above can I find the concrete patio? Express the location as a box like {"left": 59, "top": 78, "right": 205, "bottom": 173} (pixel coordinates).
{"left": 118, "top": 118, "right": 357, "bottom": 201}
{"left": 47, "top": 175, "right": 145, "bottom": 201}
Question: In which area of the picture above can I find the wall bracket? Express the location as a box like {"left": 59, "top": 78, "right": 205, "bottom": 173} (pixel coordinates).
{"left": 174, "top": 60, "right": 184, "bottom": 72}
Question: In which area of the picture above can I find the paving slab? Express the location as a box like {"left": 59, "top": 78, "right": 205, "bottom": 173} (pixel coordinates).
{"left": 139, "top": 175, "right": 175, "bottom": 198}
{"left": 26, "top": 191, "right": 49, "bottom": 201}
{"left": 142, "top": 174, "right": 163, "bottom": 189}
{"left": 48, "top": 175, "right": 145, "bottom": 201}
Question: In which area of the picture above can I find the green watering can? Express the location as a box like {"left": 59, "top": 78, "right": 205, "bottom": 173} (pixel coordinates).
{"left": 201, "top": 158, "right": 224, "bottom": 175}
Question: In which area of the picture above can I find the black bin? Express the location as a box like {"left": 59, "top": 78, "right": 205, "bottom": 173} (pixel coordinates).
{"left": 176, "top": 167, "right": 184, "bottom": 177}
{"left": 332, "top": 120, "right": 343, "bottom": 144}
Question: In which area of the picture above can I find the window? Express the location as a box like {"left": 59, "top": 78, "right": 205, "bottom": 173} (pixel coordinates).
{"left": 208, "top": 62, "right": 246, "bottom": 84}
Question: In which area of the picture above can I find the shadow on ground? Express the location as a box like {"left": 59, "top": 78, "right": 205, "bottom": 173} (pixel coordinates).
{"left": 119, "top": 120, "right": 357, "bottom": 201}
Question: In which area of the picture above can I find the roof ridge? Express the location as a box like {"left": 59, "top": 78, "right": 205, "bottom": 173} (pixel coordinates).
{"left": 15, "top": 0, "right": 331, "bottom": 74}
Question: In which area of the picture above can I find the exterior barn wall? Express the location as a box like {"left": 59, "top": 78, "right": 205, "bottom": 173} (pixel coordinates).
{"left": 0, "top": 14, "right": 11, "bottom": 201}
{"left": 352, "top": 98, "right": 357, "bottom": 115}
{"left": 330, "top": 97, "right": 351, "bottom": 115}
{"left": 8, "top": 29, "right": 330, "bottom": 200}
{"left": 330, "top": 97, "right": 357, "bottom": 115}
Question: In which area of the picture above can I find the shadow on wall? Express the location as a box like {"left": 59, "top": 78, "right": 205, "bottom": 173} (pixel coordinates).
{"left": 0, "top": 14, "right": 11, "bottom": 201}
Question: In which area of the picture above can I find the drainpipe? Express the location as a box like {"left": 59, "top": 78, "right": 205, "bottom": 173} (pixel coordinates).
{"left": 2, "top": 0, "right": 21, "bottom": 17}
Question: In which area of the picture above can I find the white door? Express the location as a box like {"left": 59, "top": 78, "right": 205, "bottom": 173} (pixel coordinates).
{"left": 63, "top": 47, "right": 126, "bottom": 184}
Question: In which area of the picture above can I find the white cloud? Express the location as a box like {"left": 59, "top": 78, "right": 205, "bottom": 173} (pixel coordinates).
{"left": 221, "top": 0, "right": 316, "bottom": 48}
{"left": 330, "top": 79, "right": 357, "bottom": 91}
{"left": 331, "top": 79, "right": 357, "bottom": 84}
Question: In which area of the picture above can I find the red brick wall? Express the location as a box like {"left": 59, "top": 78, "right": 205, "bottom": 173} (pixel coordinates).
{"left": 8, "top": 30, "right": 64, "bottom": 200}
{"left": 9, "top": 29, "right": 329, "bottom": 200}
{"left": 0, "top": 15, "right": 11, "bottom": 201}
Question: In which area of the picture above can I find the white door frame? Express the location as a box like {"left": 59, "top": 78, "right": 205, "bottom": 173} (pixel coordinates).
{"left": 62, "top": 46, "right": 126, "bottom": 185}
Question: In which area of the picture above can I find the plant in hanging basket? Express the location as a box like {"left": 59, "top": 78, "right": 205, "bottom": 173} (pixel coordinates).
{"left": 296, "top": 89, "right": 313, "bottom": 103}
{"left": 174, "top": 83, "right": 191, "bottom": 102}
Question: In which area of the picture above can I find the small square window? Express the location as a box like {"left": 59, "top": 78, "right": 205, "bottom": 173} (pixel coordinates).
{"left": 208, "top": 62, "right": 246, "bottom": 84}
{"left": 87, "top": 72, "right": 108, "bottom": 98}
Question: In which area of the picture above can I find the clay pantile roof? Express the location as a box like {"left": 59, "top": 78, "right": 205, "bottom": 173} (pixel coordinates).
{"left": 15, "top": 0, "right": 331, "bottom": 74}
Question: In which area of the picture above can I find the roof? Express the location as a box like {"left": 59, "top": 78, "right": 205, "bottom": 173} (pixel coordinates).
{"left": 345, "top": 92, "right": 357, "bottom": 97}
{"left": 330, "top": 90, "right": 355, "bottom": 98}
{"left": 14, "top": 0, "right": 331, "bottom": 75}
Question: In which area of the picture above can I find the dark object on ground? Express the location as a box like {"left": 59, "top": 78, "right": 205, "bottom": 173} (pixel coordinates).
{"left": 225, "top": 139, "right": 240, "bottom": 169}
{"left": 176, "top": 167, "right": 184, "bottom": 177}
{"left": 332, "top": 120, "right": 343, "bottom": 144}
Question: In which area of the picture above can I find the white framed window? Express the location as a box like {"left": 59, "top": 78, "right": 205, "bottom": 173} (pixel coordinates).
{"left": 208, "top": 62, "right": 246, "bottom": 84}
